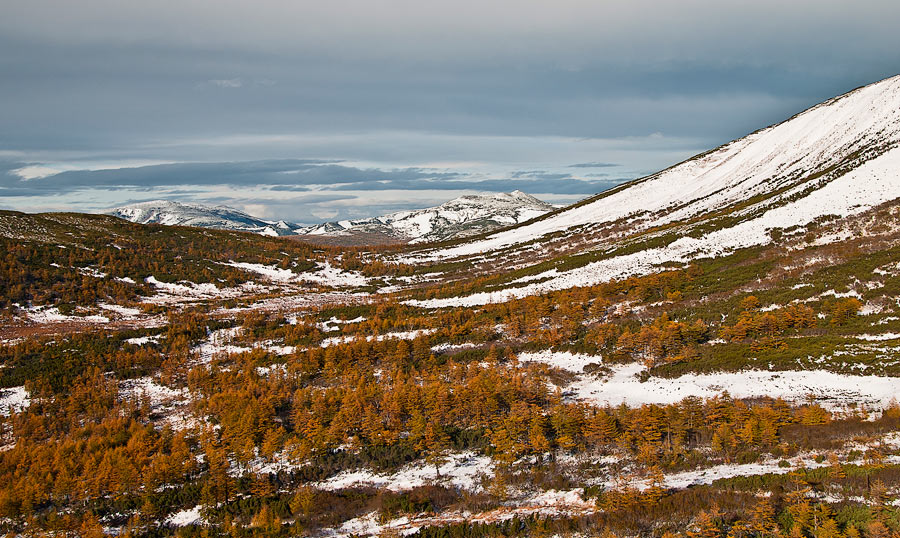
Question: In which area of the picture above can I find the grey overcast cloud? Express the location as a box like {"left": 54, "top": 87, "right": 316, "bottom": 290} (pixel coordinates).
{"left": 1, "top": 0, "right": 899, "bottom": 223}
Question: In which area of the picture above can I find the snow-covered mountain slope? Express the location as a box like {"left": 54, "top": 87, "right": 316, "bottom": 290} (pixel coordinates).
{"left": 419, "top": 76, "right": 900, "bottom": 261}
{"left": 296, "top": 190, "right": 555, "bottom": 244}
{"left": 405, "top": 74, "right": 900, "bottom": 306}
{"left": 109, "top": 200, "right": 295, "bottom": 236}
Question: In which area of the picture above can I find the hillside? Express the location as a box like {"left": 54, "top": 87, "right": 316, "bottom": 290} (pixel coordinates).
{"left": 1, "top": 77, "right": 900, "bottom": 537}
{"left": 402, "top": 74, "right": 900, "bottom": 307}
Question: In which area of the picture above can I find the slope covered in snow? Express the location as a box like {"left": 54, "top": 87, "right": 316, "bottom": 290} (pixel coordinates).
{"left": 420, "top": 76, "right": 900, "bottom": 260}
{"left": 406, "top": 75, "right": 900, "bottom": 306}
{"left": 109, "top": 200, "right": 296, "bottom": 236}
{"left": 296, "top": 190, "right": 555, "bottom": 244}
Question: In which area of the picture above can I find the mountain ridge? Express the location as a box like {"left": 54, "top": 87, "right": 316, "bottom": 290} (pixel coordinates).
{"left": 295, "top": 190, "right": 556, "bottom": 244}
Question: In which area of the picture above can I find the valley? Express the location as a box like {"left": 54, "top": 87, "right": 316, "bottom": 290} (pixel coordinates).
{"left": 2, "top": 76, "right": 900, "bottom": 537}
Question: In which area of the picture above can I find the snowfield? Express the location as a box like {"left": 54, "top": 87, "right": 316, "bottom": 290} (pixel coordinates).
{"left": 517, "top": 351, "right": 900, "bottom": 411}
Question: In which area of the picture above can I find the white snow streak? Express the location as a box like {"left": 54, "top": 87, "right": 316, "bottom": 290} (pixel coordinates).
{"left": 517, "top": 351, "right": 900, "bottom": 410}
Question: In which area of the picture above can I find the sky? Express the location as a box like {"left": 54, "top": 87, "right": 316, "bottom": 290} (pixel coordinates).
{"left": 1, "top": 0, "right": 899, "bottom": 224}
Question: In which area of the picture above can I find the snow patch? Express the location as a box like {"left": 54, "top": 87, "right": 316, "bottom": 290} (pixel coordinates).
{"left": 165, "top": 506, "right": 205, "bottom": 527}
{"left": 320, "top": 328, "right": 437, "bottom": 348}
{"left": 0, "top": 387, "right": 30, "bottom": 416}
{"left": 225, "top": 261, "right": 370, "bottom": 288}
{"left": 856, "top": 333, "right": 900, "bottom": 341}
{"left": 125, "top": 335, "right": 161, "bottom": 346}
{"left": 315, "top": 451, "right": 492, "bottom": 492}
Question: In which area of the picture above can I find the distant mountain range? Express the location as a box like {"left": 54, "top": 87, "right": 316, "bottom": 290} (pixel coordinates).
{"left": 109, "top": 191, "right": 556, "bottom": 244}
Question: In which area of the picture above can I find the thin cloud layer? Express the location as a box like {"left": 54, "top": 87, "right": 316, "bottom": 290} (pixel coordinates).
{"left": 2, "top": 1, "right": 899, "bottom": 221}
{"left": 0, "top": 158, "right": 622, "bottom": 222}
